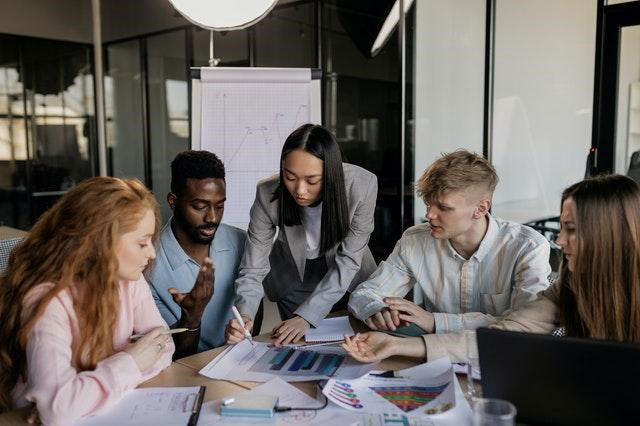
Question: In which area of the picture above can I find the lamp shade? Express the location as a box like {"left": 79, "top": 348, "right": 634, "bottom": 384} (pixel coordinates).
{"left": 167, "top": 0, "right": 277, "bottom": 31}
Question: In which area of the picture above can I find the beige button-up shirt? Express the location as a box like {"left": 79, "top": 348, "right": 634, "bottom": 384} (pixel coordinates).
{"left": 348, "top": 215, "right": 551, "bottom": 333}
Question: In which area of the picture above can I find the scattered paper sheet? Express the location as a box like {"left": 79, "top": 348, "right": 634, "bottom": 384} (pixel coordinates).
{"left": 197, "top": 375, "right": 471, "bottom": 426}
{"left": 199, "top": 340, "right": 374, "bottom": 382}
{"left": 305, "top": 316, "right": 355, "bottom": 342}
{"left": 323, "top": 358, "right": 455, "bottom": 416}
{"left": 73, "top": 386, "right": 201, "bottom": 426}
{"left": 197, "top": 378, "right": 361, "bottom": 426}
{"left": 452, "top": 362, "right": 481, "bottom": 380}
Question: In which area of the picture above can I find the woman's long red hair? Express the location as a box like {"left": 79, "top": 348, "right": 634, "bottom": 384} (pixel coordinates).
{"left": 0, "top": 177, "right": 160, "bottom": 411}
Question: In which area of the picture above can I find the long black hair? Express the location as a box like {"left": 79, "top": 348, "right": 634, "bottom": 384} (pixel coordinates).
{"left": 272, "top": 123, "right": 349, "bottom": 254}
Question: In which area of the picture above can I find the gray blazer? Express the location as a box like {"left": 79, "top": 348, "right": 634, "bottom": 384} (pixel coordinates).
{"left": 234, "top": 163, "right": 378, "bottom": 326}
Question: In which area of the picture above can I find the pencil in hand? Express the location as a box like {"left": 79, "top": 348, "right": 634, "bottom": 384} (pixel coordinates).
{"left": 129, "top": 327, "right": 195, "bottom": 341}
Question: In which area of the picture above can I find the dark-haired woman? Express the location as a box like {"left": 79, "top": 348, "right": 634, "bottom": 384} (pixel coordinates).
{"left": 226, "top": 123, "right": 378, "bottom": 345}
{"left": 341, "top": 174, "right": 640, "bottom": 363}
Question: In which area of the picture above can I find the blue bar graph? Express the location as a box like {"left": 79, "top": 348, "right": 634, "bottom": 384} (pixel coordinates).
{"left": 288, "top": 351, "right": 311, "bottom": 371}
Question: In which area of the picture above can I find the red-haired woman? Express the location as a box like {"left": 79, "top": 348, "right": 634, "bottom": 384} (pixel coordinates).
{"left": 0, "top": 177, "right": 178, "bottom": 425}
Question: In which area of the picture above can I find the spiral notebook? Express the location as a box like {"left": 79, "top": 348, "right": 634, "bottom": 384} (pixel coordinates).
{"left": 305, "top": 316, "right": 355, "bottom": 343}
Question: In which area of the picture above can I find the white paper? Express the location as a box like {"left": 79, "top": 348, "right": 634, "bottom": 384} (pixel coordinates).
{"left": 452, "top": 362, "right": 481, "bottom": 380}
{"left": 323, "top": 358, "right": 456, "bottom": 416}
{"left": 199, "top": 340, "right": 374, "bottom": 382}
{"left": 72, "top": 387, "right": 201, "bottom": 426}
{"left": 199, "top": 68, "right": 312, "bottom": 228}
{"left": 305, "top": 316, "right": 355, "bottom": 342}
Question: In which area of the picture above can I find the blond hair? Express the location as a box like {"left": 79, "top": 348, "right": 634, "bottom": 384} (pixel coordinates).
{"left": 0, "top": 177, "right": 160, "bottom": 411}
{"left": 415, "top": 150, "right": 498, "bottom": 204}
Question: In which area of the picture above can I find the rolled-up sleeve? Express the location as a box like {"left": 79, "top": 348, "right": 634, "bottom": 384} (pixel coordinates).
{"left": 348, "top": 231, "right": 417, "bottom": 322}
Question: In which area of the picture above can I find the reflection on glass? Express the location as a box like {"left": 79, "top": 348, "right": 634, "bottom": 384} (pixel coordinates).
{"left": 105, "top": 39, "right": 146, "bottom": 183}
{"left": 615, "top": 26, "right": 640, "bottom": 176}
{"left": 0, "top": 37, "right": 95, "bottom": 229}
{"left": 147, "top": 30, "right": 189, "bottom": 222}
{"left": 192, "top": 27, "right": 249, "bottom": 67}
{"left": 323, "top": 0, "right": 404, "bottom": 260}
{"left": 255, "top": 4, "right": 315, "bottom": 68}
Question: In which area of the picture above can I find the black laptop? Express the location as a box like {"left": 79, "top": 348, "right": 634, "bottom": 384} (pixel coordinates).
{"left": 476, "top": 327, "right": 640, "bottom": 426}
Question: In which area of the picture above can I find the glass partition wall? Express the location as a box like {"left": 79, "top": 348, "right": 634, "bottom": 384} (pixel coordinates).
{"left": 0, "top": 35, "right": 95, "bottom": 230}
{"left": 103, "top": 0, "right": 415, "bottom": 260}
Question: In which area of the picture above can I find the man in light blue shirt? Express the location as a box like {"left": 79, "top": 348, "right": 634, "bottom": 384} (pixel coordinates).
{"left": 349, "top": 150, "right": 551, "bottom": 334}
{"left": 147, "top": 150, "right": 246, "bottom": 357}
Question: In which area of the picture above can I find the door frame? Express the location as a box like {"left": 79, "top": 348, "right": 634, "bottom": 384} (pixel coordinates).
{"left": 591, "top": 0, "right": 640, "bottom": 174}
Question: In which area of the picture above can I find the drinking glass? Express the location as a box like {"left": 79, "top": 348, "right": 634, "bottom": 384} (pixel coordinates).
{"left": 472, "top": 398, "right": 517, "bottom": 426}
{"left": 465, "top": 330, "right": 480, "bottom": 399}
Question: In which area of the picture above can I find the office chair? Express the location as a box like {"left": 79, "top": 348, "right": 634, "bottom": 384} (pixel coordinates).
{"left": 627, "top": 150, "right": 640, "bottom": 184}
{"left": 0, "top": 237, "right": 23, "bottom": 276}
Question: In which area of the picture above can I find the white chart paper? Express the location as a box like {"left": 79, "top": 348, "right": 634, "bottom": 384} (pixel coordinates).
{"left": 305, "top": 316, "right": 355, "bottom": 342}
{"left": 73, "top": 386, "right": 200, "bottom": 426}
{"left": 199, "top": 340, "right": 374, "bottom": 382}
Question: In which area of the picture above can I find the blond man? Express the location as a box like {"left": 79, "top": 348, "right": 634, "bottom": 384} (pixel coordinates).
{"left": 348, "top": 150, "right": 551, "bottom": 334}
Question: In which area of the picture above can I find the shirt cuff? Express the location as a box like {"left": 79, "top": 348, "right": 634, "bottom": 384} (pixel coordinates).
{"left": 348, "top": 299, "right": 387, "bottom": 322}
{"left": 294, "top": 305, "right": 325, "bottom": 328}
{"left": 433, "top": 312, "right": 464, "bottom": 334}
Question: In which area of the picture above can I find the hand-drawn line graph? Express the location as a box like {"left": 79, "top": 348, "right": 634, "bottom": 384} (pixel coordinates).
{"left": 200, "top": 82, "right": 311, "bottom": 227}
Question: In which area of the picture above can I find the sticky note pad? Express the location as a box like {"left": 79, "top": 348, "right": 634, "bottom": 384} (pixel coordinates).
{"left": 220, "top": 394, "right": 279, "bottom": 418}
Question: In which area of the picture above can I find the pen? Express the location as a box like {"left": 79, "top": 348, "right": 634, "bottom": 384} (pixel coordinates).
{"left": 231, "top": 306, "right": 255, "bottom": 345}
{"left": 129, "top": 328, "right": 191, "bottom": 341}
{"left": 188, "top": 385, "right": 206, "bottom": 426}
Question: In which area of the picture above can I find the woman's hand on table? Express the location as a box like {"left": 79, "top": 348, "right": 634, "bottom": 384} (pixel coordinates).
{"left": 342, "top": 333, "right": 428, "bottom": 362}
{"left": 272, "top": 316, "right": 310, "bottom": 346}
{"left": 225, "top": 315, "right": 253, "bottom": 344}
{"left": 342, "top": 332, "right": 400, "bottom": 362}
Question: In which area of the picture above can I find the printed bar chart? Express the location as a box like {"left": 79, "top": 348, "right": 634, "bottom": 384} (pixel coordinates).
{"left": 250, "top": 347, "right": 346, "bottom": 377}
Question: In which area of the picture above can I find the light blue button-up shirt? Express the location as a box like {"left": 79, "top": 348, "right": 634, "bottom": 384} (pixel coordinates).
{"left": 348, "top": 215, "right": 551, "bottom": 333}
{"left": 147, "top": 220, "right": 246, "bottom": 351}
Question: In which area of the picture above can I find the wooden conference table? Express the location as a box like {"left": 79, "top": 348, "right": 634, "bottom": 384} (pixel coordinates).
{"left": 0, "top": 329, "right": 476, "bottom": 425}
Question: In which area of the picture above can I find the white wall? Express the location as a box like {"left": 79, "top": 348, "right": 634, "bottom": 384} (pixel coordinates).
{"left": 413, "top": 0, "right": 486, "bottom": 223}
{"left": 0, "top": 0, "right": 93, "bottom": 43}
{"left": 490, "top": 0, "right": 596, "bottom": 222}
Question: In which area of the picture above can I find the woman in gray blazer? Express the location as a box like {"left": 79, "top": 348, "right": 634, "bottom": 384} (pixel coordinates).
{"left": 226, "top": 124, "right": 378, "bottom": 345}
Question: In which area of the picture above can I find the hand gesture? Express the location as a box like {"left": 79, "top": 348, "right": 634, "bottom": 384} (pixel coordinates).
{"left": 272, "top": 316, "right": 310, "bottom": 346}
{"left": 383, "top": 297, "right": 435, "bottom": 333}
{"left": 125, "top": 326, "right": 171, "bottom": 372}
{"left": 168, "top": 257, "right": 214, "bottom": 326}
{"left": 225, "top": 314, "right": 254, "bottom": 344}
{"left": 365, "top": 307, "right": 401, "bottom": 331}
{"left": 342, "top": 332, "right": 399, "bottom": 363}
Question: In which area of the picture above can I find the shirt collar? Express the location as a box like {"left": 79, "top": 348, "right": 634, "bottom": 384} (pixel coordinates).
{"left": 443, "top": 214, "right": 498, "bottom": 262}
{"left": 160, "top": 219, "right": 232, "bottom": 271}
{"left": 472, "top": 214, "right": 499, "bottom": 261}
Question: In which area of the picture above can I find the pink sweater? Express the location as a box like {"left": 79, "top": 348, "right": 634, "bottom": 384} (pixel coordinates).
{"left": 11, "top": 277, "right": 175, "bottom": 426}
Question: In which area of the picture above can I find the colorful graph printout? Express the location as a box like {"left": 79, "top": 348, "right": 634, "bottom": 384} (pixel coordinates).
{"left": 322, "top": 358, "right": 456, "bottom": 416}
{"left": 368, "top": 385, "right": 449, "bottom": 413}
